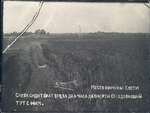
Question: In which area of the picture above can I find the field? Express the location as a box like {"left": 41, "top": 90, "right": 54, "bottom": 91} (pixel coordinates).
{"left": 2, "top": 32, "right": 150, "bottom": 112}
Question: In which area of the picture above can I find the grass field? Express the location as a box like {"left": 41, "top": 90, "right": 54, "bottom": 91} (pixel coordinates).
{"left": 2, "top": 32, "right": 150, "bottom": 112}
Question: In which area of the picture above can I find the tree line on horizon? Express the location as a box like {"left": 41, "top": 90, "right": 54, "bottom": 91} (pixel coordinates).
{"left": 5, "top": 29, "right": 48, "bottom": 36}
{"left": 5, "top": 29, "right": 150, "bottom": 37}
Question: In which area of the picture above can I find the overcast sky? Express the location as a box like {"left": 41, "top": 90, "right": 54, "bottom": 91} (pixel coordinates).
{"left": 4, "top": 1, "right": 150, "bottom": 33}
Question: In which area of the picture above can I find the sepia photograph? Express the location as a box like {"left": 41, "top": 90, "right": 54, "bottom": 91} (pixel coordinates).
{"left": 2, "top": 1, "right": 150, "bottom": 112}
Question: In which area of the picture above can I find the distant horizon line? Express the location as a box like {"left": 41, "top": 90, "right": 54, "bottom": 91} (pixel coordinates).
{"left": 4, "top": 31, "right": 150, "bottom": 34}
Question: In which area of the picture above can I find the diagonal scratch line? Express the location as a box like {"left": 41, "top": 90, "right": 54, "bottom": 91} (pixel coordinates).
{"left": 144, "top": 0, "right": 150, "bottom": 9}
{"left": 3, "top": 1, "right": 44, "bottom": 54}
{"left": 144, "top": 3, "right": 150, "bottom": 8}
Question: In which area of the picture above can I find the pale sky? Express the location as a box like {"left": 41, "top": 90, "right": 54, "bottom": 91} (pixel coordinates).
{"left": 4, "top": 1, "right": 150, "bottom": 33}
